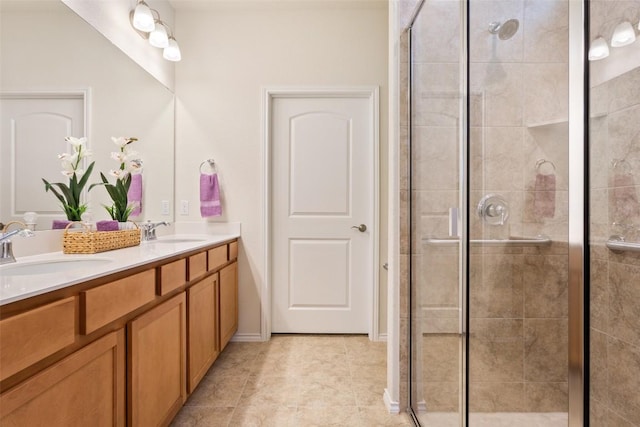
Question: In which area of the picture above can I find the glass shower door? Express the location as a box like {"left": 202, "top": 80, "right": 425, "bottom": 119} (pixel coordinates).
{"left": 408, "top": 0, "right": 466, "bottom": 425}
{"left": 466, "top": 0, "right": 570, "bottom": 425}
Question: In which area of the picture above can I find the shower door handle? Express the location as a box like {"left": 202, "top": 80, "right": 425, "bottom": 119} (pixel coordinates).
{"left": 449, "top": 208, "right": 460, "bottom": 238}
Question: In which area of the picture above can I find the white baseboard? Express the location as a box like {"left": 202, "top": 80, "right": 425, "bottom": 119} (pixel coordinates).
{"left": 383, "top": 388, "right": 400, "bottom": 414}
{"left": 230, "top": 333, "right": 264, "bottom": 342}
{"left": 377, "top": 333, "right": 388, "bottom": 342}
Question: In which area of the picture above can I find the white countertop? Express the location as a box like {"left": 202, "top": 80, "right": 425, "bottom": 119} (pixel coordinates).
{"left": 0, "top": 233, "right": 239, "bottom": 306}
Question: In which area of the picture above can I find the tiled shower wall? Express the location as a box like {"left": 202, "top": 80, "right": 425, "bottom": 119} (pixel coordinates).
{"left": 405, "top": 0, "right": 571, "bottom": 414}
{"left": 589, "top": 1, "right": 640, "bottom": 423}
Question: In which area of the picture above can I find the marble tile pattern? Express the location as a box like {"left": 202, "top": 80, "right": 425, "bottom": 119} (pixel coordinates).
{"left": 589, "top": 1, "right": 640, "bottom": 425}
{"left": 171, "top": 335, "right": 413, "bottom": 427}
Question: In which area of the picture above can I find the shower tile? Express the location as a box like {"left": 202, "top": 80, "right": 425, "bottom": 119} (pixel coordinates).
{"left": 609, "top": 62, "right": 640, "bottom": 114}
{"left": 469, "top": 0, "right": 524, "bottom": 63}
{"left": 411, "top": 0, "right": 460, "bottom": 63}
{"left": 483, "top": 127, "right": 525, "bottom": 192}
{"left": 400, "top": 125, "right": 409, "bottom": 191}
{"left": 609, "top": 262, "right": 640, "bottom": 347}
{"left": 589, "top": 116, "right": 609, "bottom": 191}
{"left": 469, "top": 318, "right": 524, "bottom": 383}
{"left": 468, "top": 382, "right": 525, "bottom": 412}
{"left": 422, "top": 334, "right": 460, "bottom": 382}
{"left": 419, "top": 251, "right": 459, "bottom": 309}
{"left": 523, "top": 124, "right": 569, "bottom": 191}
{"left": 470, "top": 63, "right": 524, "bottom": 127}
{"left": 523, "top": 0, "right": 569, "bottom": 63}
{"left": 412, "top": 126, "right": 459, "bottom": 191}
{"left": 590, "top": 329, "right": 610, "bottom": 407}
{"left": 590, "top": 81, "right": 610, "bottom": 119}
{"left": 589, "top": 398, "right": 608, "bottom": 427}
{"left": 523, "top": 63, "right": 568, "bottom": 126}
{"left": 469, "top": 254, "right": 524, "bottom": 318}
{"left": 524, "top": 318, "right": 568, "bottom": 382}
{"left": 607, "top": 105, "right": 640, "bottom": 177}
{"left": 523, "top": 254, "right": 568, "bottom": 318}
{"left": 590, "top": 258, "right": 609, "bottom": 333}
{"left": 590, "top": 189, "right": 610, "bottom": 242}
{"left": 607, "top": 337, "right": 640, "bottom": 425}
{"left": 524, "top": 382, "right": 568, "bottom": 412}
{"left": 423, "top": 381, "right": 459, "bottom": 412}
{"left": 400, "top": 190, "right": 409, "bottom": 254}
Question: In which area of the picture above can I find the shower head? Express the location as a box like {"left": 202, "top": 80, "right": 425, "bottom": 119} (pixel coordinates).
{"left": 488, "top": 19, "right": 520, "bottom": 40}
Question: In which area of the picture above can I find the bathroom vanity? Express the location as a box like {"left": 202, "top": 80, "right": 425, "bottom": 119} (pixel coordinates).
{"left": 0, "top": 235, "right": 238, "bottom": 426}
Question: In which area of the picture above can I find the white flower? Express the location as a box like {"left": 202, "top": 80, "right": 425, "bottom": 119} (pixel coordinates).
{"left": 111, "top": 151, "right": 127, "bottom": 163}
{"left": 61, "top": 170, "right": 74, "bottom": 178}
{"left": 58, "top": 153, "right": 72, "bottom": 161}
{"left": 127, "top": 159, "right": 143, "bottom": 173}
{"left": 80, "top": 149, "right": 92, "bottom": 158}
{"left": 65, "top": 136, "right": 87, "bottom": 147}
{"left": 111, "top": 136, "right": 131, "bottom": 147}
{"left": 109, "top": 169, "right": 129, "bottom": 180}
{"left": 124, "top": 150, "right": 139, "bottom": 160}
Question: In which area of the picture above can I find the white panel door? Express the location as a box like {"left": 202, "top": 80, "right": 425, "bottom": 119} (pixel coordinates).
{"left": 271, "top": 94, "right": 374, "bottom": 333}
{"left": 0, "top": 95, "right": 84, "bottom": 229}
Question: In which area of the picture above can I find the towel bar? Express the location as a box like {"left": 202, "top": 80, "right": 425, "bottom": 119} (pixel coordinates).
{"left": 606, "top": 238, "right": 640, "bottom": 253}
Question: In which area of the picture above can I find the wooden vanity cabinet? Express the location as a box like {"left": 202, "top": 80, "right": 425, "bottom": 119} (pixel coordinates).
{"left": 0, "top": 329, "right": 126, "bottom": 426}
{"left": 187, "top": 273, "right": 220, "bottom": 393}
{"left": 219, "top": 262, "right": 238, "bottom": 351}
{"left": 128, "top": 292, "right": 187, "bottom": 427}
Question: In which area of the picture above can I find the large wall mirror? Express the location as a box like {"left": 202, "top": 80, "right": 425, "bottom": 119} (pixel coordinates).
{"left": 0, "top": 0, "right": 175, "bottom": 230}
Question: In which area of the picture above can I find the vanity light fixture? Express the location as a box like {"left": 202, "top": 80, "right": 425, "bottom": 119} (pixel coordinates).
{"left": 611, "top": 21, "right": 636, "bottom": 47}
{"left": 132, "top": 0, "right": 155, "bottom": 32}
{"left": 130, "top": 2, "right": 181, "bottom": 61}
{"left": 588, "top": 36, "right": 610, "bottom": 61}
{"left": 163, "top": 36, "right": 181, "bottom": 62}
{"left": 149, "top": 20, "right": 169, "bottom": 48}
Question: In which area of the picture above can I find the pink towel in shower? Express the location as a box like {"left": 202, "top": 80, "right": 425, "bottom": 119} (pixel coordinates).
{"left": 533, "top": 173, "right": 556, "bottom": 218}
{"left": 127, "top": 173, "right": 143, "bottom": 217}
{"left": 200, "top": 173, "right": 222, "bottom": 217}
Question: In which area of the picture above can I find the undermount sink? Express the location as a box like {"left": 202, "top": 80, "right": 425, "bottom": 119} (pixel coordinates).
{"left": 151, "top": 238, "right": 205, "bottom": 244}
{"left": 0, "top": 258, "right": 113, "bottom": 276}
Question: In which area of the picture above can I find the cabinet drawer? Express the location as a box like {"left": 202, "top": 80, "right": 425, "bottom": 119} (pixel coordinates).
{"left": 81, "top": 270, "right": 155, "bottom": 335}
{"left": 207, "top": 245, "right": 227, "bottom": 271}
{"left": 158, "top": 258, "right": 187, "bottom": 295}
{"left": 0, "top": 297, "right": 76, "bottom": 381}
{"left": 188, "top": 252, "right": 207, "bottom": 282}
{"left": 229, "top": 241, "right": 238, "bottom": 260}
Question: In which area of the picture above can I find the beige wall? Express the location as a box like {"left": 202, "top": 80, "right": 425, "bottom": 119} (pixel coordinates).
{"left": 174, "top": 1, "right": 389, "bottom": 338}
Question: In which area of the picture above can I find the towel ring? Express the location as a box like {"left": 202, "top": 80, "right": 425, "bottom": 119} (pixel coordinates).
{"left": 199, "top": 159, "right": 217, "bottom": 174}
{"left": 535, "top": 159, "right": 556, "bottom": 174}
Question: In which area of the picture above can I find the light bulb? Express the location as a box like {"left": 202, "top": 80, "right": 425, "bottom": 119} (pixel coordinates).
{"left": 611, "top": 21, "right": 636, "bottom": 47}
{"left": 588, "top": 36, "right": 610, "bottom": 60}
{"left": 133, "top": 1, "right": 155, "bottom": 32}
{"left": 163, "top": 37, "right": 181, "bottom": 62}
{"left": 149, "top": 22, "right": 169, "bottom": 48}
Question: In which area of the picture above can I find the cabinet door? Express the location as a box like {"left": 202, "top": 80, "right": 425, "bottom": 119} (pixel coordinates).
{"left": 219, "top": 262, "right": 238, "bottom": 350}
{"left": 187, "top": 274, "right": 219, "bottom": 393}
{"left": 129, "top": 293, "right": 186, "bottom": 427}
{"left": 0, "top": 329, "right": 125, "bottom": 426}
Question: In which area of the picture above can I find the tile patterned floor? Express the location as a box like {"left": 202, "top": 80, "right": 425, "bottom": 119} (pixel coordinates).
{"left": 171, "top": 334, "right": 413, "bottom": 427}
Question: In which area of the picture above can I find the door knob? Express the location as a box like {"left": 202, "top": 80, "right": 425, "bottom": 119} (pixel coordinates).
{"left": 351, "top": 224, "right": 367, "bottom": 232}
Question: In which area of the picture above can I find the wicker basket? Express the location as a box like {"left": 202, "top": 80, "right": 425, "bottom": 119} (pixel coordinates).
{"left": 63, "top": 222, "right": 141, "bottom": 254}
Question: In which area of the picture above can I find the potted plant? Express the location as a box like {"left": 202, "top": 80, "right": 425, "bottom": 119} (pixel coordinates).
{"left": 91, "top": 137, "right": 142, "bottom": 227}
{"left": 42, "top": 136, "right": 95, "bottom": 223}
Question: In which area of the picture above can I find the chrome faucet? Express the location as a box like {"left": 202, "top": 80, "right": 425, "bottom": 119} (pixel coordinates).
{"left": 1, "top": 221, "right": 36, "bottom": 265}
{"left": 140, "top": 221, "right": 170, "bottom": 241}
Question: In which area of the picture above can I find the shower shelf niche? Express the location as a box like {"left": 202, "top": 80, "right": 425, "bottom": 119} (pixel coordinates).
{"left": 422, "top": 235, "right": 552, "bottom": 247}
{"left": 526, "top": 118, "right": 568, "bottom": 130}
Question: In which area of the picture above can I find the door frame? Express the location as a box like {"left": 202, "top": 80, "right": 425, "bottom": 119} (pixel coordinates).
{"left": 261, "top": 86, "right": 380, "bottom": 341}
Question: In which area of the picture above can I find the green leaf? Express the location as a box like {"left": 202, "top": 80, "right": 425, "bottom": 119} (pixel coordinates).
{"left": 77, "top": 161, "right": 95, "bottom": 191}
{"left": 42, "top": 178, "right": 66, "bottom": 205}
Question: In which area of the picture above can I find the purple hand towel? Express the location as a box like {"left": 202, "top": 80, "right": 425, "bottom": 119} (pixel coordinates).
{"left": 127, "top": 173, "right": 143, "bottom": 217}
{"left": 52, "top": 219, "right": 72, "bottom": 229}
{"left": 96, "top": 220, "right": 119, "bottom": 231}
{"left": 200, "top": 173, "right": 222, "bottom": 217}
{"left": 533, "top": 173, "right": 556, "bottom": 218}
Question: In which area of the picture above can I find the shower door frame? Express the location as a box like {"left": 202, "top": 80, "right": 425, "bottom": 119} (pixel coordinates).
{"left": 405, "top": 0, "right": 589, "bottom": 425}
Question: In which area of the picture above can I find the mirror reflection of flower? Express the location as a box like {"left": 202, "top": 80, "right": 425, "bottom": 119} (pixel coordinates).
{"left": 90, "top": 137, "right": 143, "bottom": 223}
{"left": 42, "top": 136, "right": 95, "bottom": 221}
